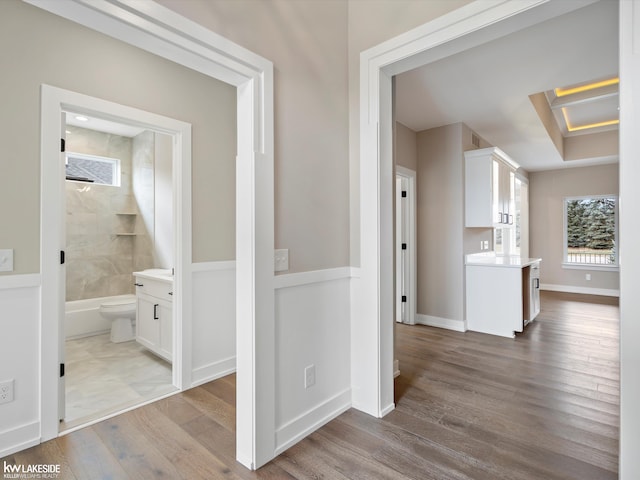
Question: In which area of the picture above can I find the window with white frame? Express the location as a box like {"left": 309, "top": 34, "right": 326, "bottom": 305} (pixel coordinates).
{"left": 65, "top": 152, "right": 121, "bottom": 186}
{"left": 564, "top": 195, "right": 618, "bottom": 267}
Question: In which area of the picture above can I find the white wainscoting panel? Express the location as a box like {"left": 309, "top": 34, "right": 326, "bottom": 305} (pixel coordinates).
{"left": 0, "top": 276, "right": 41, "bottom": 457}
{"left": 190, "top": 261, "right": 237, "bottom": 387}
{"left": 274, "top": 268, "right": 352, "bottom": 453}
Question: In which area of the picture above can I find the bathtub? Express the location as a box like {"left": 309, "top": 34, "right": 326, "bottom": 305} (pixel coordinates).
{"left": 65, "top": 295, "right": 134, "bottom": 340}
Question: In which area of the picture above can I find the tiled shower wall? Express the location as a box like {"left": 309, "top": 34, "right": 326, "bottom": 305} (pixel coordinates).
{"left": 65, "top": 126, "right": 154, "bottom": 301}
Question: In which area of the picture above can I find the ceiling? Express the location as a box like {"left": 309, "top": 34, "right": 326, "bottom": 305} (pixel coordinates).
{"left": 65, "top": 113, "right": 146, "bottom": 137}
{"left": 394, "top": 0, "right": 618, "bottom": 172}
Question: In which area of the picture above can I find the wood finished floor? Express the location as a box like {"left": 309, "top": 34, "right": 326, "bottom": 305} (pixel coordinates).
{"left": 1, "top": 291, "right": 619, "bottom": 479}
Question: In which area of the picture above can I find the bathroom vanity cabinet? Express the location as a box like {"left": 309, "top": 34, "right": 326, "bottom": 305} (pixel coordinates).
{"left": 133, "top": 270, "right": 173, "bottom": 363}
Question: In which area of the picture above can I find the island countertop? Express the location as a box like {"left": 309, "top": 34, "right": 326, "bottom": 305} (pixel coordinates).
{"left": 465, "top": 252, "right": 542, "bottom": 268}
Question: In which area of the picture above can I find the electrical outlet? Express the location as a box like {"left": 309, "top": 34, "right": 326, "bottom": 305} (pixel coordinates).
{"left": 304, "top": 365, "right": 315, "bottom": 389}
{"left": 0, "top": 379, "right": 14, "bottom": 404}
{"left": 0, "top": 249, "right": 13, "bottom": 272}
{"left": 585, "top": 273, "right": 591, "bottom": 281}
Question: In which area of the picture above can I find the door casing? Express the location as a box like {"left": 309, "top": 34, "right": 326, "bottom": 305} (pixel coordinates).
{"left": 41, "top": 85, "right": 192, "bottom": 436}
{"left": 30, "top": 0, "right": 276, "bottom": 469}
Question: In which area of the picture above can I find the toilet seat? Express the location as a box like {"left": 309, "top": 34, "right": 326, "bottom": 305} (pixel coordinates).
{"left": 99, "top": 295, "right": 137, "bottom": 343}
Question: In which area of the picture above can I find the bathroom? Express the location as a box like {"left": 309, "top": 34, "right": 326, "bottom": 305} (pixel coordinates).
{"left": 62, "top": 114, "right": 176, "bottom": 428}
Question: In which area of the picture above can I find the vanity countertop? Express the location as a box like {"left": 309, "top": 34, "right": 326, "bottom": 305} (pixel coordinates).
{"left": 465, "top": 252, "right": 541, "bottom": 269}
{"left": 133, "top": 269, "right": 173, "bottom": 283}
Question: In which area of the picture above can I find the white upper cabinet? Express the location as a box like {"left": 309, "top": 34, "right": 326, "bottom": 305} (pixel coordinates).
{"left": 465, "top": 147, "right": 520, "bottom": 228}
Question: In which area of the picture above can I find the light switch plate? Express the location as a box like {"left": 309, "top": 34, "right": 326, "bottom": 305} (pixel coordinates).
{"left": 0, "top": 249, "right": 13, "bottom": 272}
{"left": 274, "top": 249, "right": 289, "bottom": 272}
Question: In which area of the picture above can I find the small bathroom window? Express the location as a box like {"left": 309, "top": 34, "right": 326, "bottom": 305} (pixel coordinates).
{"left": 65, "top": 152, "right": 121, "bottom": 186}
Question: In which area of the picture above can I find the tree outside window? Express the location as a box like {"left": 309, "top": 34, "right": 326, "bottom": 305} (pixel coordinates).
{"left": 564, "top": 196, "right": 617, "bottom": 266}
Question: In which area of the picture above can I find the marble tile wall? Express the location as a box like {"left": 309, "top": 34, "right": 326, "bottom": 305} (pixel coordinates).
{"left": 132, "top": 131, "right": 155, "bottom": 272}
{"left": 65, "top": 126, "right": 155, "bottom": 301}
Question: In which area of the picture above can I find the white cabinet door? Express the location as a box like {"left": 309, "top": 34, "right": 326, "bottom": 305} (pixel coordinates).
{"left": 465, "top": 148, "right": 519, "bottom": 228}
{"left": 136, "top": 292, "right": 172, "bottom": 362}
{"left": 137, "top": 294, "right": 160, "bottom": 351}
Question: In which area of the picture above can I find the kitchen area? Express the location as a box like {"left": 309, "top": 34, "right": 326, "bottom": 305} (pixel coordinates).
{"left": 395, "top": 123, "right": 541, "bottom": 338}
{"left": 464, "top": 146, "right": 541, "bottom": 338}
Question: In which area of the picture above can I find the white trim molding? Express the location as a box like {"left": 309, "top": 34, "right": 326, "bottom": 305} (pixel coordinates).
{"left": 191, "top": 356, "right": 237, "bottom": 388}
{"left": 541, "top": 283, "right": 620, "bottom": 298}
{"left": 25, "top": 0, "right": 275, "bottom": 470}
{"left": 357, "top": 0, "right": 601, "bottom": 421}
{"left": 273, "top": 267, "right": 352, "bottom": 290}
{"left": 416, "top": 314, "right": 466, "bottom": 332}
{"left": 619, "top": 1, "right": 640, "bottom": 476}
{"left": 0, "top": 274, "right": 40, "bottom": 290}
{"left": 274, "top": 388, "right": 351, "bottom": 456}
{"left": 191, "top": 260, "right": 236, "bottom": 272}
{"left": 40, "top": 84, "right": 194, "bottom": 443}
{"left": 0, "top": 421, "right": 40, "bottom": 459}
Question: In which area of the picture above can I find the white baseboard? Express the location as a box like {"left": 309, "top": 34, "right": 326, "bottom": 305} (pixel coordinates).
{"left": 0, "top": 421, "right": 40, "bottom": 458}
{"left": 416, "top": 314, "right": 466, "bottom": 332}
{"left": 393, "top": 359, "right": 400, "bottom": 378}
{"left": 275, "top": 388, "right": 351, "bottom": 455}
{"left": 541, "top": 283, "right": 620, "bottom": 297}
{"left": 191, "top": 356, "right": 236, "bottom": 388}
{"left": 380, "top": 402, "right": 395, "bottom": 417}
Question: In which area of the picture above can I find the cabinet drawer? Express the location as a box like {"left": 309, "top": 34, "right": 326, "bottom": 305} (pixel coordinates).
{"left": 134, "top": 276, "right": 173, "bottom": 301}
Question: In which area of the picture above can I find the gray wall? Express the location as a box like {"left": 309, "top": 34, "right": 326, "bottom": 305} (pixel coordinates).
{"left": 414, "top": 123, "right": 493, "bottom": 321}
{"left": 395, "top": 122, "right": 417, "bottom": 171}
{"left": 347, "top": 0, "right": 475, "bottom": 265}
{"left": 0, "top": 0, "right": 236, "bottom": 275}
{"left": 157, "top": 0, "right": 350, "bottom": 273}
{"left": 529, "top": 163, "right": 620, "bottom": 292}
{"left": 416, "top": 124, "right": 465, "bottom": 321}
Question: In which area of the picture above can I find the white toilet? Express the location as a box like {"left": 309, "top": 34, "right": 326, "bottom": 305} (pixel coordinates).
{"left": 99, "top": 294, "right": 137, "bottom": 343}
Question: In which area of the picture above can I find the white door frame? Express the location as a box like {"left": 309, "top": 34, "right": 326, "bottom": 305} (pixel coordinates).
{"left": 40, "top": 84, "right": 192, "bottom": 431}
{"left": 395, "top": 166, "right": 416, "bottom": 326}
{"left": 356, "top": 0, "right": 603, "bottom": 417}
{"left": 29, "top": 0, "right": 275, "bottom": 470}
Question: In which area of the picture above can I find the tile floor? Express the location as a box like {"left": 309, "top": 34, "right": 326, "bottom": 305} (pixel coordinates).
{"left": 63, "top": 333, "right": 175, "bottom": 430}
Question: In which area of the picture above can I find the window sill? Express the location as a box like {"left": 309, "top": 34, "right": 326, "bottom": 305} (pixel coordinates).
{"left": 562, "top": 263, "right": 619, "bottom": 272}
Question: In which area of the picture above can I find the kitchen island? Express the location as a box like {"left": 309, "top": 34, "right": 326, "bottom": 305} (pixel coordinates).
{"left": 465, "top": 252, "right": 541, "bottom": 338}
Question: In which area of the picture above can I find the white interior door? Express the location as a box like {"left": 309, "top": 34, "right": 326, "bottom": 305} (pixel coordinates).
{"left": 395, "top": 175, "right": 405, "bottom": 323}
{"left": 58, "top": 112, "right": 66, "bottom": 422}
{"left": 395, "top": 167, "right": 416, "bottom": 325}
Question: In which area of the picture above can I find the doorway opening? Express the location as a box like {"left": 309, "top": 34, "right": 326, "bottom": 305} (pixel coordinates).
{"left": 41, "top": 85, "right": 193, "bottom": 439}
{"left": 357, "top": 0, "right": 616, "bottom": 418}
{"left": 60, "top": 112, "right": 178, "bottom": 431}
{"left": 33, "top": 0, "right": 274, "bottom": 469}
